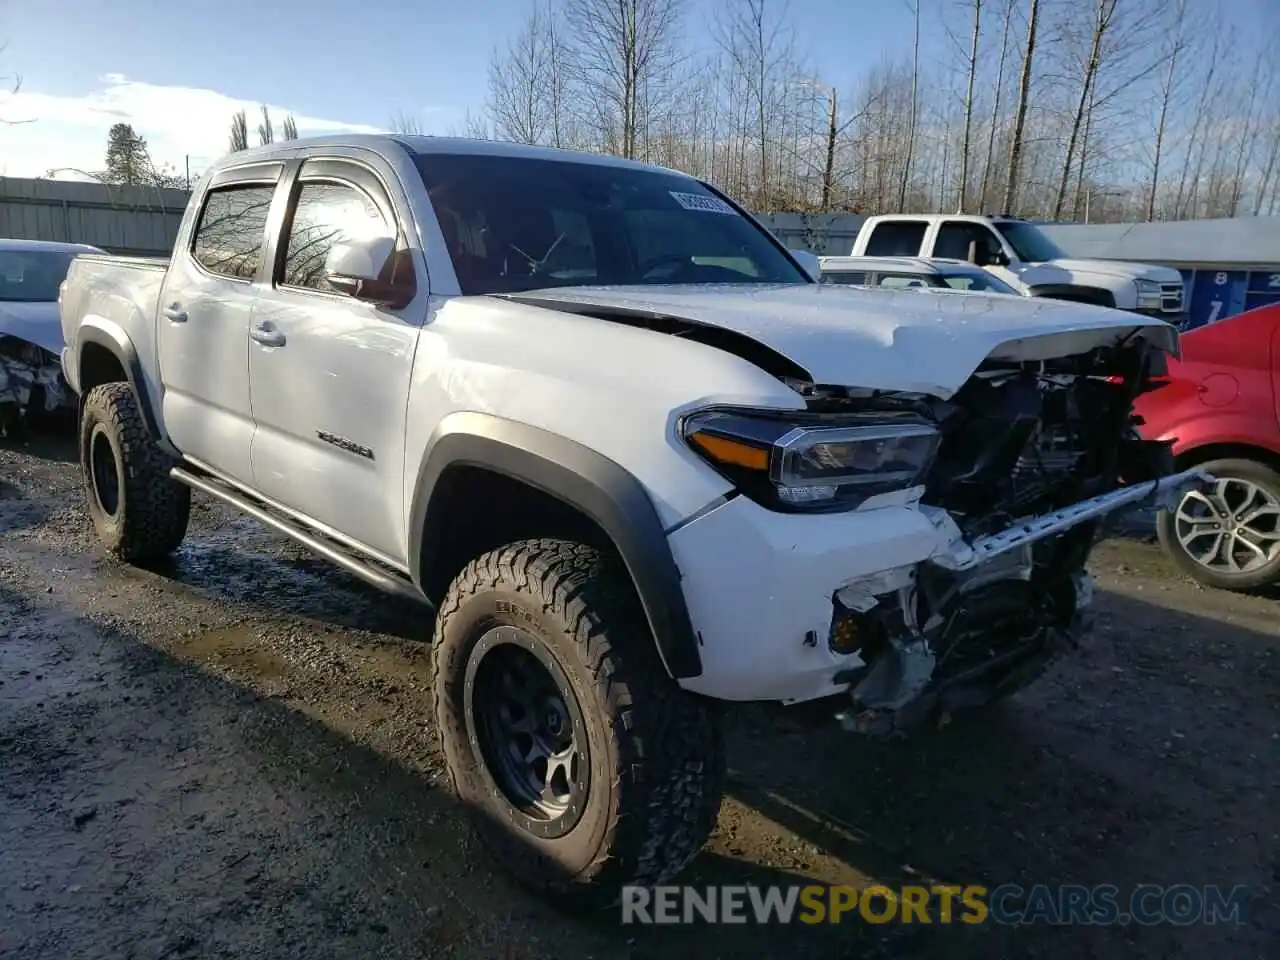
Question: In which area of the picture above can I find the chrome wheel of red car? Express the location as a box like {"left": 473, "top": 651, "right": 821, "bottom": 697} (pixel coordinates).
{"left": 1157, "top": 458, "right": 1280, "bottom": 592}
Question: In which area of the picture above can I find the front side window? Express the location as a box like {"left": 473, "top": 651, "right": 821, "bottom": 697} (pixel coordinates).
{"left": 191, "top": 184, "right": 275, "bottom": 280}
{"left": 280, "top": 180, "right": 391, "bottom": 292}
{"left": 414, "top": 152, "right": 808, "bottom": 295}
{"left": 992, "top": 221, "right": 1066, "bottom": 262}
{"left": 934, "top": 222, "right": 1004, "bottom": 263}
{"left": 0, "top": 250, "right": 79, "bottom": 302}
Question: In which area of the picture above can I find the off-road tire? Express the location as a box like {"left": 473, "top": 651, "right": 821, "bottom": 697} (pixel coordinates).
{"left": 1156, "top": 458, "right": 1280, "bottom": 592}
{"left": 431, "top": 538, "right": 725, "bottom": 910}
{"left": 79, "top": 382, "right": 190, "bottom": 563}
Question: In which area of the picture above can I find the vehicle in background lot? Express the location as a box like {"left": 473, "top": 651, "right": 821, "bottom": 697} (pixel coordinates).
{"left": 818, "top": 255, "right": 1024, "bottom": 295}
{"left": 58, "top": 134, "right": 1208, "bottom": 909}
{"left": 851, "top": 214, "right": 1188, "bottom": 323}
{"left": 0, "top": 238, "right": 104, "bottom": 439}
{"left": 1133, "top": 303, "right": 1280, "bottom": 591}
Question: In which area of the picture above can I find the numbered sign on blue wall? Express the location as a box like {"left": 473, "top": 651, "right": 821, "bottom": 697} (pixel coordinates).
{"left": 1245, "top": 270, "right": 1280, "bottom": 313}
{"left": 1188, "top": 270, "right": 1247, "bottom": 330}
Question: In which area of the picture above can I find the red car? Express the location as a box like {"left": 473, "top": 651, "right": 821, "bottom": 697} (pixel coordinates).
{"left": 1133, "top": 303, "right": 1280, "bottom": 591}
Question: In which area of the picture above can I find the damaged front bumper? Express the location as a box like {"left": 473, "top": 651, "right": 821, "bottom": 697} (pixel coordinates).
{"left": 928, "top": 467, "right": 1213, "bottom": 572}
{"left": 0, "top": 337, "right": 75, "bottom": 432}
{"left": 832, "top": 467, "right": 1215, "bottom": 737}
{"left": 667, "top": 467, "right": 1213, "bottom": 710}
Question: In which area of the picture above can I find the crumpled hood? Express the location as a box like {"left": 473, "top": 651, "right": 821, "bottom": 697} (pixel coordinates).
{"left": 510, "top": 283, "right": 1179, "bottom": 399}
{"left": 0, "top": 300, "right": 62, "bottom": 355}
{"left": 1039, "top": 259, "right": 1184, "bottom": 284}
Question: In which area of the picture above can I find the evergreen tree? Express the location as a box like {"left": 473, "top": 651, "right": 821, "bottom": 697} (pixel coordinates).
{"left": 103, "top": 123, "right": 151, "bottom": 184}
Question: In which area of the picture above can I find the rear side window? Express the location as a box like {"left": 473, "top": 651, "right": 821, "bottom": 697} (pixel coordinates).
{"left": 191, "top": 184, "right": 275, "bottom": 280}
{"left": 863, "top": 221, "right": 928, "bottom": 256}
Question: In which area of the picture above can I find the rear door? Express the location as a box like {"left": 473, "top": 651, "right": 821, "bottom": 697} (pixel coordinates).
{"left": 157, "top": 162, "right": 283, "bottom": 484}
{"left": 247, "top": 154, "right": 425, "bottom": 566}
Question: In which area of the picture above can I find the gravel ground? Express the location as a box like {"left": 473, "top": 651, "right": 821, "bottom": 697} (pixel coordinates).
{"left": 1, "top": 430, "right": 1277, "bottom": 960}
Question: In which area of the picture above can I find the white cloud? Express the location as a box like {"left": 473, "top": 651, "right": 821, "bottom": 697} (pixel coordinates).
{"left": 0, "top": 74, "right": 392, "bottom": 181}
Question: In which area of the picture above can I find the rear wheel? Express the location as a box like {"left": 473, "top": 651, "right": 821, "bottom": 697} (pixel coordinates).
{"left": 79, "top": 382, "right": 191, "bottom": 562}
{"left": 431, "top": 538, "right": 725, "bottom": 910}
{"left": 1156, "top": 458, "right": 1280, "bottom": 591}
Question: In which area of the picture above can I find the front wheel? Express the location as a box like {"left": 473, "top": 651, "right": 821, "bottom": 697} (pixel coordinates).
{"left": 1156, "top": 458, "right": 1280, "bottom": 591}
{"left": 79, "top": 382, "right": 191, "bottom": 563}
{"left": 431, "top": 538, "right": 725, "bottom": 910}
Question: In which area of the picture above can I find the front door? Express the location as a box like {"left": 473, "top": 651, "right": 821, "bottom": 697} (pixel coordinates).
{"left": 157, "top": 163, "right": 282, "bottom": 484}
{"left": 247, "top": 157, "right": 423, "bottom": 566}
{"left": 934, "top": 220, "right": 1023, "bottom": 290}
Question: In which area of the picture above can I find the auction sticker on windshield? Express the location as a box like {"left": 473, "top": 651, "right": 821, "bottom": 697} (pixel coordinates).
{"left": 669, "top": 191, "right": 736, "bottom": 214}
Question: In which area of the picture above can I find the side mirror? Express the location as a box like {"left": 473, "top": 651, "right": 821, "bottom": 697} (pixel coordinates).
{"left": 789, "top": 248, "right": 822, "bottom": 282}
{"left": 324, "top": 235, "right": 396, "bottom": 297}
{"left": 987, "top": 248, "right": 1010, "bottom": 267}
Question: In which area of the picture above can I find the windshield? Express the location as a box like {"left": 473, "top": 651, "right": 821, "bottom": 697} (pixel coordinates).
{"left": 991, "top": 221, "right": 1066, "bottom": 263}
{"left": 413, "top": 152, "right": 809, "bottom": 295}
{"left": 0, "top": 250, "right": 80, "bottom": 302}
{"left": 938, "top": 270, "right": 1019, "bottom": 294}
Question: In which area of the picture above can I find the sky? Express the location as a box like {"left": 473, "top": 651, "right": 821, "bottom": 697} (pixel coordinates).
{"left": 0, "top": 0, "right": 1274, "bottom": 182}
{"left": 0, "top": 0, "right": 927, "bottom": 181}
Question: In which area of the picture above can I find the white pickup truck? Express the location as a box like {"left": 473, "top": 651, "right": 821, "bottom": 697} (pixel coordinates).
{"left": 852, "top": 214, "right": 1188, "bottom": 322}
{"left": 58, "top": 134, "right": 1208, "bottom": 908}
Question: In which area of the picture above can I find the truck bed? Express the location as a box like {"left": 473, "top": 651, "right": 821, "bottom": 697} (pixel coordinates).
{"left": 74, "top": 253, "right": 170, "bottom": 271}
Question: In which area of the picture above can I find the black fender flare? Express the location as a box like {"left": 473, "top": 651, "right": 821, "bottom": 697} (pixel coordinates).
{"left": 408, "top": 412, "right": 703, "bottom": 680}
{"left": 75, "top": 322, "right": 162, "bottom": 441}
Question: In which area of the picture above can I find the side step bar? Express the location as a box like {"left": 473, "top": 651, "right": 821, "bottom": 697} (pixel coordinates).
{"left": 170, "top": 466, "right": 424, "bottom": 604}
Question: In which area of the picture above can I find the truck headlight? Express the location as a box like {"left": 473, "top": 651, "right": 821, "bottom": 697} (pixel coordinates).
{"left": 1134, "top": 279, "right": 1163, "bottom": 310}
{"left": 681, "top": 409, "right": 940, "bottom": 512}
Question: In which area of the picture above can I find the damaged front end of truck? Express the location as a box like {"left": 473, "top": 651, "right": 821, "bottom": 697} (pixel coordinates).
{"left": 0, "top": 335, "right": 74, "bottom": 441}
{"left": 802, "top": 332, "right": 1210, "bottom": 736}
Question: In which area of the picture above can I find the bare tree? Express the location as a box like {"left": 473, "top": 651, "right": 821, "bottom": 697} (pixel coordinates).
{"left": 978, "top": 0, "right": 1016, "bottom": 209}
{"left": 229, "top": 110, "right": 249, "bottom": 152}
{"left": 713, "top": 0, "right": 800, "bottom": 207}
{"left": 564, "top": 0, "right": 686, "bottom": 159}
{"left": 390, "top": 110, "right": 423, "bottom": 135}
{"left": 257, "top": 104, "right": 274, "bottom": 146}
{"left": 898, "top": 0, "right": 922, "bottom": 211}
{"left": 282, "top": 114, "right": 299, "bottom": 140}
{"left": 1002, "top": 0, "right": 1039, "bottom": 213}
{"left": 487, "top": 0, "right": 556, "bottom": 144}
{"left": 1051, "top": 0, "right": 1117, "bottom": 219}
{"left": 958, "top": 0, "right": 982, "bottom": 212}
{"left": 1145, "top": 0, "right": 1189, "bottom": 220}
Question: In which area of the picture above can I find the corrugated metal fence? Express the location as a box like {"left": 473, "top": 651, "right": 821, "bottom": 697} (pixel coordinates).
{"left": 0, "top": 177, "right": 190, "bottom": 257}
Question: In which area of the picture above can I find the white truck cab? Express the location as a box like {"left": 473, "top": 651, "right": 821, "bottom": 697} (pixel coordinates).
{"left": 851, "top": 214, "right": 1187, "bottom": 322}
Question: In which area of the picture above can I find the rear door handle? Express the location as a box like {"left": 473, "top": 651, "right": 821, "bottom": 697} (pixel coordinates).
{"left": 162, "top": 303, "right": 187, "bottom": 323}
{"left": 250, "top": 322, "right": 286, "bottom": 348}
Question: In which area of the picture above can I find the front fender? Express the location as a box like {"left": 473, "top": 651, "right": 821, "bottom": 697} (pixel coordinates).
{"left": 408, "top": 411, "right": 703, "bottom": 680}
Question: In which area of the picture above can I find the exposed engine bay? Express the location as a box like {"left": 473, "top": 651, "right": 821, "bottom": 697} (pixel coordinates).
{"left": 0, "top": 335, "right": 72, "bottom": 441}
{"left": 788, "top": 336, "right": 1208, "bottom": 736}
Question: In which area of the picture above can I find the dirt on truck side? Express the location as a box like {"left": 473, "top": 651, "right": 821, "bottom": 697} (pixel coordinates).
{"left": 1, "top": 432, "right": 1277, "bottom": 960}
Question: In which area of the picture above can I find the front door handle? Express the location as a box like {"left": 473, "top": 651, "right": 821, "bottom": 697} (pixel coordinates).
{"left": 249, "top": 322, "right": 286, "bottom": 348}
{"left": 162, "top": 303, "right": 187, "bottom": 323}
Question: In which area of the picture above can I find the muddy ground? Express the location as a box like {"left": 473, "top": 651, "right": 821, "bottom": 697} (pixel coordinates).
{"left": 0, "top": 431, "right": 1276, "bottom": 960}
